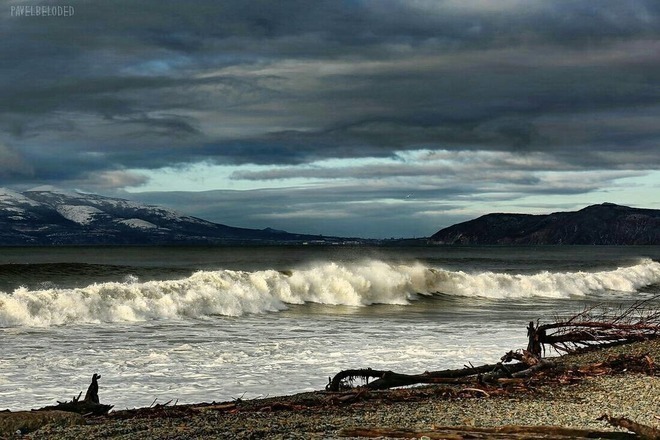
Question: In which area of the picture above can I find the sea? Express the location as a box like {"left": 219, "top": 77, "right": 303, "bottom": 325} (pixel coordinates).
{"left": 1, "top": 245, "right": 659, "bottom": 411}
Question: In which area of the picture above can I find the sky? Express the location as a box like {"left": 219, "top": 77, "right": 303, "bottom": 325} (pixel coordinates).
{"left": 1, "top": 0, "right": 659, "bottom": 238}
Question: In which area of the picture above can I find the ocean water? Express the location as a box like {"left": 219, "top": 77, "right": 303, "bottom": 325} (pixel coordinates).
{"left": 1, "top": 245, "right": 659, "bottom": 411}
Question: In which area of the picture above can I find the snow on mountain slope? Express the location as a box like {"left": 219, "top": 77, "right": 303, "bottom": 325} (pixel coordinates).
{"left": 25, "top": 188, "right": 212, "bottom": 227}
{"left": 117, "top": 218, "right": 158, "bottom": 229}
{"left": 0, "top": 188, "right": 322, "bottom": 245}
{"left": 56, "top": 205, "right": 103, "bottom": 225}
{"left": 0, "top": 188, "right": 40, "bottom": 207}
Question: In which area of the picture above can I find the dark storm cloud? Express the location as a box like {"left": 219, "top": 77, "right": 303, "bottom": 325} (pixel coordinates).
{"left": 0, "top": 143, "right": 33, "bottom": 178}
{"left": 1, "top": 0, "right": 659, "bottom": 186}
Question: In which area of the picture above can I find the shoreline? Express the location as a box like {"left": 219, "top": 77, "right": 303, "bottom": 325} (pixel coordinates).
{"left": 4, "top": 339, "right": 658, "bottom": 439}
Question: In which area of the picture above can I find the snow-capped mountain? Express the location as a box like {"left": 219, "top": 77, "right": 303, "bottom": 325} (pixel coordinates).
{"left": 0, "top": 188, "right": 324, "bottom": 245}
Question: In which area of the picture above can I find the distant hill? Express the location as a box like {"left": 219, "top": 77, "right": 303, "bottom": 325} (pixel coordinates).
{"left": 430, "top": 203, "right": 660, "bottom": 245}
{"left": 0, "top": 188, "right": 346, "bottom": 245}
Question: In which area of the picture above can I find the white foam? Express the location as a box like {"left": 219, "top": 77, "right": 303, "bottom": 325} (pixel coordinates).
{"left": 428, "top": 258, "right": 660, "bottom": 298}
{"left": 1, "top": 259, "right": 658, "bottom": 327}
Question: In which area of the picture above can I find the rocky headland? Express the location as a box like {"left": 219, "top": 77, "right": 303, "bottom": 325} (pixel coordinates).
{"left": 431, "top": 203, "right": 660, "bottom": 245}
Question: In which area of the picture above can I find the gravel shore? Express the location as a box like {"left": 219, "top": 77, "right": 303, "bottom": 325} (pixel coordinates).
{"left": 13, "top": 339, "right": 660, "bottom": 439}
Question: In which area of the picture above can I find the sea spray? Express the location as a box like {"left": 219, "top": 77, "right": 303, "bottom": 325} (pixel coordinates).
{"left": 428, "top": 257, "right": 660, "bottom": 299}
{"left": 1, "top": 258, "right": 659, "bottom": 327}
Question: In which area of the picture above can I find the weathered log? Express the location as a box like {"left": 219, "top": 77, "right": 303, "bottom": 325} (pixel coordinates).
{"left": 378, "top": 371, "right": 485, "bottom": 389}
{"left": 339, "top": 425, "right": 638, "bottom": 439}
{"left": 37, "top": 374, "right": 113, "bottom": 416}
{"left": 39, "top": 400, "right": 113, "bottom": 416}
{"left": 475, "top": 359, "right": 556, "bottom": 385}
{"left": 598, "top": 414, "right": 660, "bottom": 440}
{"left": 327, "top": 362, "right": 530, "bottom": 392}
{"left": 327, "top": 369, "right": 480, "bottom": 392}
{"left": 510, "top": 359, "right": 556, "bottom": 378}
{"left": 326, "top": 368, "right": 387, "bottom": 391}
{"left": 501, "top": 349, "right": 540, "bottom": 366}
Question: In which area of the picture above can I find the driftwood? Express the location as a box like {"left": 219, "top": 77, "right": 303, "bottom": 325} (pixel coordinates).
{"left": 326, "top": 295, "right": 660, "bottom": 392}
{"left": 328, "top": 303, "right": 659, "bottom": 440}
{"left": 84, "top": 372, "right": 100, "bottom": 403}
{"left": 327, "top": 354, "right": 556, "bottom": 392}
{"left": 527, "top": 297, "right": 660, "bottom": 357}
{"left": 341, "top": 415, "right": 660, "bottom": 439}
{"left": 328, "top": 299, "right": 659, "bottom": 392}
{"left": 326, "top": 362, "right": 532, "bottom": 392}
{"left": 339, "top": 425, "right": 638, "bottom": 439}
{"left": 37, "top": 374, "right": 113, "bottom": 416}
{"left": 598, "top": 414, "right": 660, "bottom": 440}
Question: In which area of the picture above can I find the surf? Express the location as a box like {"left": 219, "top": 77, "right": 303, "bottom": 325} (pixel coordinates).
{"left": 1, "top": 258, "right": 659, "bottom": 327}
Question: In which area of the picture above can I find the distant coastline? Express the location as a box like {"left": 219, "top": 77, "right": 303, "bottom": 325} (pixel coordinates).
{"left": 2, "top": 189, "right": 659, "bottom": 246}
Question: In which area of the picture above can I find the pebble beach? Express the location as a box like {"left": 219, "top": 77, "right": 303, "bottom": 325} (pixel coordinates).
{"left": 5, "top": 338, "right": 657, "bottom": 440}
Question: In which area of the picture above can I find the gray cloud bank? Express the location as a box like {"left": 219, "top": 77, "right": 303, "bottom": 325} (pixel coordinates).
{"left": 1, "top": 0, "right": 659, "bottom": 236}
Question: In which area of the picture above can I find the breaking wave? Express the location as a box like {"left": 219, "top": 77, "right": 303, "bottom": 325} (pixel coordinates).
{"left": 1, "top": 258, "right": 659, "bottom": 327}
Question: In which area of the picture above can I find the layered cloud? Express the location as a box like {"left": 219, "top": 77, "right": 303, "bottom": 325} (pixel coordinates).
{"left": 1, "top": 0, "right": 658, "bottom": 236}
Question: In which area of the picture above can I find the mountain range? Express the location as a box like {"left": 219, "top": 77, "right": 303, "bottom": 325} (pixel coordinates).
{"left": 430, "top": 203, "right": 660, "bottom": 245}
{"left": 1, "top": 189, "right": 658, "bottom": 245}
{"left": 0, "top": 187, "right": 346, "bottom": 245}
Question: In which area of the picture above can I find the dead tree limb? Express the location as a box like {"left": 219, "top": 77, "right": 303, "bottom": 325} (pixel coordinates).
{"left": 37, "top": 373, "right": 113, "bottom": 416}
{"left": 527, "top": 297, "right": 660, "bottom": 357}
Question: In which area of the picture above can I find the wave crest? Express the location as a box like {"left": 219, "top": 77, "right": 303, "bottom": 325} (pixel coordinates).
{"left": 429, "top": 258, "right": 660, "bottom": 299}
{"left": 1, "top": 259, "right": 658, "bottom": 327}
